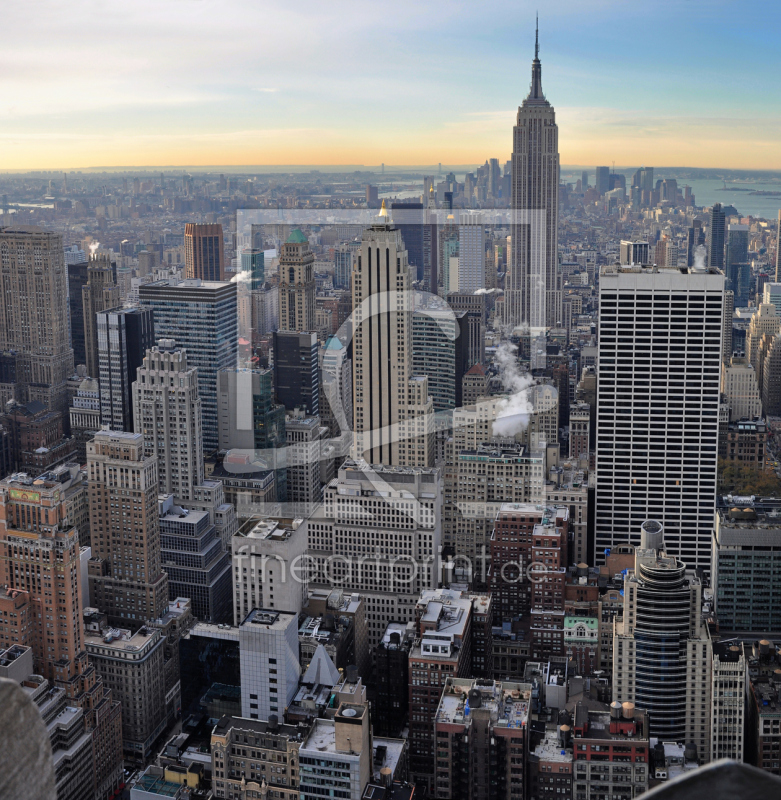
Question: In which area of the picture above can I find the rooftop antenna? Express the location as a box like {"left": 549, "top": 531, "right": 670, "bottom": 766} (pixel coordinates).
{"left": 535, "top": 13, "right": 539, "bottom": 60}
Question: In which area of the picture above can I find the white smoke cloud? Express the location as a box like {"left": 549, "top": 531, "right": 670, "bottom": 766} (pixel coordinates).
{"left": 693, "top": 243, "right": 707, "bottom": 271}
{"left": 230, "top": 270, "right": 252, "bottom": 284}
{"left": 88, "top": 240, "right": 100, "bottom": 255}
{"left": 492, "top": 341, "right": 534, "bottom": 437}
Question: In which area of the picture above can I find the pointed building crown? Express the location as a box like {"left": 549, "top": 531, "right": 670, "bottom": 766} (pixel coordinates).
{"left": 524, "top": 16, "right": 549, "bottom": 106}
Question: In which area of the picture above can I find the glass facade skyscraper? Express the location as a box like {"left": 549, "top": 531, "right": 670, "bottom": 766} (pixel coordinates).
{"left": 139, "top": 278, "right": 237, "bottom": 452}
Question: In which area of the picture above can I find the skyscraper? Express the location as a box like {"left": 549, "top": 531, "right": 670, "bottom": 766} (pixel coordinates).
{"left": 776, "top": 210, "right": 781, "bottom": 282}
{"left": 351, "top": 206, "right": 434, "bottom": 466}
{"left": 273, "top": 330, "right": 319, "bottom": 416}
{"left": 595, "top": 166, "right": 610, "bottom": 195}
{"left": 82, "top": 254, "right": 120, "bottom": 379}
{"left": 390, "top": 201, "right": 424, "bottom": 283}
{"left": 457, "top": 212, "right": 486, "bottom": 292}
{"left": 0, "top": 226, "right": 74, "bottom": 416}
{"left": 133, "top": 342, "right": 204, "bottom": 501}
{"left": 67, "top": 257, "right": 90, "bottom": 368}
{"left": 412, "top": 307, "right": 468, "bottom": 411}
{"left": 184, "top": 222, "right": 225, "bottom": 281}
{"left": 613, "top": 521, "right": 712, "bottom": 759}
{"left": 334, "top": 243, "right": 354, "bottom": 290}
{"left": 725, "top": 223, "right": 750, "bottom": 306}
{"left": 97, "top": 306, "right": 155, "bottom": 432}
{"left": 139, "top": 277, "right": 238, "bottom": 452}
{"left": 506, "top": 23, "right": 560, "bottom": 330}
{"left": 87, "top": 430, "right": 169, "bottom": 627}
{"left": 595, "top": 263, "right": 723, "bottom": 573}
{"left": 278, "top": 228, "right": 316, "bottom": 333}
{"left": 707, "top": 203, "right": 727, "bottom": 270}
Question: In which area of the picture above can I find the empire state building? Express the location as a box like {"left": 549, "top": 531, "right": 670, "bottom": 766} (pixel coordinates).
{"left": 505, "top": 23, "right": 560, "bottom": 333}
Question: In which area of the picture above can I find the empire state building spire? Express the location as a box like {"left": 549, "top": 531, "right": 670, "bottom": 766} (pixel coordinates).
{"left": 505, "top": 16, "right": 560, "bottom": 333}
{"left": 526, "top": 16, "right": 548, "bottom": 105}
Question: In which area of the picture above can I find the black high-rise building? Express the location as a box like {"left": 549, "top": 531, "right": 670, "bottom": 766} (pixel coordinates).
{"left": 374, "top": 623, "right": 414, "bottom": 737}
{"left": 708, "top": 202, "right": 727, "bottom": 269}
{"left": 272, "top": 330, "right": 319, "bottom": 416}
{"left": 97, "top": 307, "right": 155, "bottom": 431}
{"left": 67, "top": 259, "right": 90, "bottom": 368}
{"left": 391, "top": 202, "right": 424, "bottom": 284}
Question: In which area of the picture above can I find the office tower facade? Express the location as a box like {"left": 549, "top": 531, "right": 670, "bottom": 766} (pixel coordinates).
{"left": 374, "top": 622, "right": 414, "bottom": 737}
{"left": 712, "top": 501, "right": 781, "bottom": 633}
{"left": 132, "top": 342, "right": 203, "bottom": 500}
{"left": 351, "top": 211, "right": 434, "bottom": 466}
{"left": 444, "top": 445, "right": 545, "bottom": 580}
{"left": 408, "top": 589, "right": 473, "bottom": 793}
{"left": 211, "top": 715, "right": 305, "bottom": 800}
{"left": 613, "top": 521, "right": 712, "bottom": 759}
{"left": 710, "top": 640, "right": 746, "bottom": 763}
{"left": 139, "top": 278, "right": 238, "bottom": 452}
{"left": 571, "top": 704, "right": 650, "bottom": 798}
{"left": 620, "top": 240, "right": 650, "bottom": 265}
{"left": 67, "top": 258, "right": 90, "bottom": 368}
{"left": 240, "top": 247, "right": 264, "bottom": 289}
{"left": 334, "top": 243, "right": 354, "bottom": 290}
{"left": 87, "top": 430, "right": 169, "bottom": 627}
{"left": 726, "top": 223, "right": 751, "bottom": 306}
{"left": 285, "top": 412, "right": 323, "bottom": 509}
{"left": 457, "top": 213, "right": 486, "bottom": 292}
{"left": 184, "top": 222, "right": 225, "bottom": 281}
{"left": 0, "top": 476, "right": 125, "bottom": 799}
{"left": 776, "top": 211, "right": 781, "bottom": 282}
{"left": 308, "top": 462, "right": 442, "bottom": 647}
{"left": 595, "top": 264, "right": 723, "bottom": 572}
{"left": 507, "top": 29, "right": 560, "bottom": 330}
{"left": 412, "top": 307, "right": 468, "bottom": 412}
{"left": 69, "top": 377, "right": 101, "bottom": 464}
{"left": 462, "top": 363, "right": 488, "bottom": 405}
{"left": 569, "top": 401, "right": 590, "bottom": 458}
{"left": 231, "top": 517, "right": 308, "bottom": 625}
{"left": 239, "top": 608, "right": 300, "bottom": 720}
{"left": 0, "top": 227, "right": 74, "bottom": 415}
{"left": 707, "top": 203, "right": 727, "bottom": 270}
{"left": 273, "top": 330, "right": 319, "bottom": 415}
{"left": 97, "top": 306, "right": 155, "bottom": 432}
{"left": 747, "top": 303, "right": 780, "bottom": 369}
{"left": 723, "top": 289, "right": 734, "bottom": 363}
{"left": 0, "top": 473, "right": 84, "bottom": 680}
{"left": 447, "top": 291, "right": 487, "bottom": 368}
{"left": 434, "top": 678, "right": 534, "bottom": 800}
{"left": 84, "top": 615, "right": 167, "bottom": 763}
{"left": 595, "top": 166, "right": 610, "bottom": 195}
{"left": 82, "top": 255, "right": 120, "bottom": 379}
{"left": 158, "top": 495, "right": 232, "bottom": 623}
{"left": 721, "top": 356, "right": 762, "bottom": 420}
{"left": 390, "top": 201, "right": 424, "bottom": 282}
{"left": 320, "top": 334, "right": 353, "bottom": 441}
{"left": 278, "top": 229, "right": 316, "bottom": 332}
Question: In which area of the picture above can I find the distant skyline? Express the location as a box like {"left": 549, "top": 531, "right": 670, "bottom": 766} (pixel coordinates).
{"left": 3, "top": 0, "right": 780, "bottom": 170}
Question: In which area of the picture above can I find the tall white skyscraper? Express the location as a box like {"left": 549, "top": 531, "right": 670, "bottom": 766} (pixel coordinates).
{"left": 133, "top": 341, "right": 204, "bottom": 500}
{"left": 351, "top": 205, "right": 434, "bottom": 467}
{"left": 595, "top": 264, "right": 724, "bottom": 573}
{"left": 457, "top": 213, "right": 485, "bottom": 292}
{"left": 505, "top": 22, "right": 560, "bottom": 331}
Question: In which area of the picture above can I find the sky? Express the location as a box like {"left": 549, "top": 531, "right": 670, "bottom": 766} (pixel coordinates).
{"left": 2, "top": 0, "right": 780, "bottom": 170}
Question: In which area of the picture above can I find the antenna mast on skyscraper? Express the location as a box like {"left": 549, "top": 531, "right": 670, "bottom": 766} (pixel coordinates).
{"left": 535, "top": 13, "right": 539, "bottom": 59}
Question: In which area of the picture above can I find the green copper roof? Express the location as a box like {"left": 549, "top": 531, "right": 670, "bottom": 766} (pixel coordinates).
{"left": 286, "top": 228, "right": 308, "bottom": 244}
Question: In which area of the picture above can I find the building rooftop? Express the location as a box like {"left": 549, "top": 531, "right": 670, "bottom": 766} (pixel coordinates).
{"left": 532, "top": 724, "right": 573, "bottom": 763}
{"left": 241, "top": 608, "right": 297, "bottom": 631}
{"left": 435, "top": 679, "right": 531, "bottom": 729}
{"left": 134, "top": 768, "right": 182, "bottom": 797}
